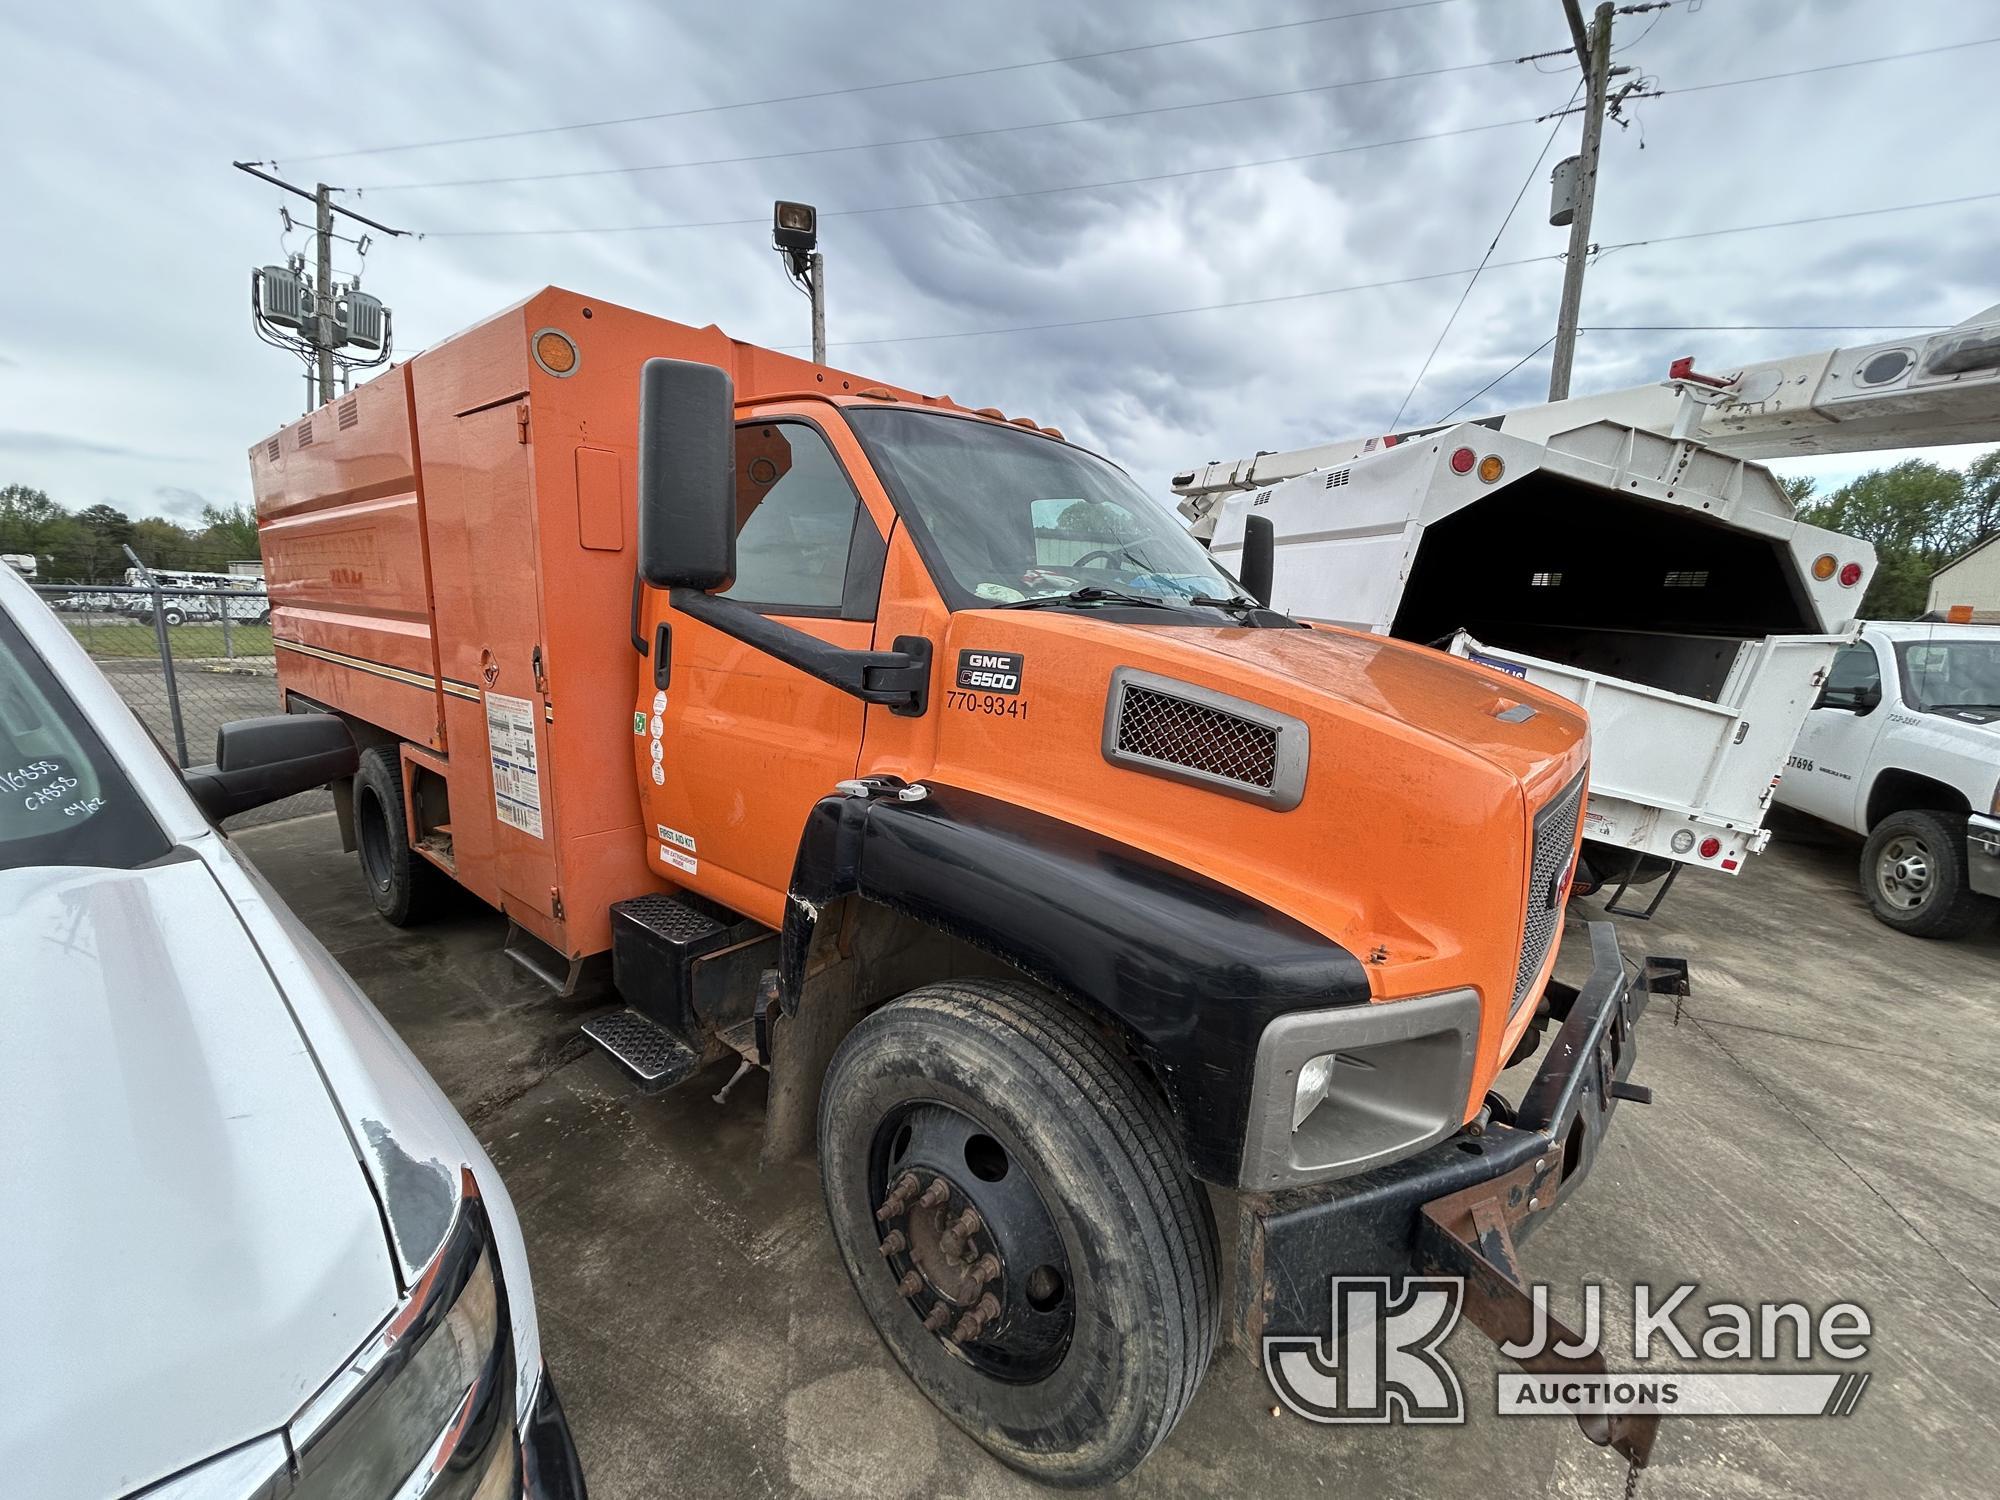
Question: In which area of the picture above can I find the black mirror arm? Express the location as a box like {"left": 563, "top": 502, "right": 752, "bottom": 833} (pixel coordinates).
{"left": 669, "top": 588, "right": 930, "bottom": 716}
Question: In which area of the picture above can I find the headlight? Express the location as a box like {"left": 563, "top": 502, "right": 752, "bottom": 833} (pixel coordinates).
{"left": 289, "top": 1169, "right": 518, "bottom": 1500}
{"left": 1292, "top": 1052, "right": 1338, "bottom": 1129}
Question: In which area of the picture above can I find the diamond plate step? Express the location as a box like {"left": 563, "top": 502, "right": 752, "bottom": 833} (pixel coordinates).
{"left": 582, "top": 1009, "right": 703, "bottom": 1094}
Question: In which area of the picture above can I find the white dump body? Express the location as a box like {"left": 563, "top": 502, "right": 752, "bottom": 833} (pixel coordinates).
{"left": 1448, "top": 630, "right": 1849, "bottom": 870}
{"left": 1202, "top": 419, "right": 1874, "bottom": 879}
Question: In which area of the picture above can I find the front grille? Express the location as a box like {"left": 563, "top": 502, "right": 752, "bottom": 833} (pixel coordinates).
{"left": 1512, "top": 770, "right": 1587, "bottom": 1013}
{"left": 1102, "top": 668, "right": 1308, "bottom": 810}
{"left": 1117, "top": 684, "right": 1279, "bottom": 789}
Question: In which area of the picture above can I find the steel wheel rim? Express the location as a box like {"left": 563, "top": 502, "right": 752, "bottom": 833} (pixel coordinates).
{"left": 868, "top": 1101, "right": 1074, "bottom": 1383}
{"left": 1876, "top": 834, "right": 1933, "bottom": 911}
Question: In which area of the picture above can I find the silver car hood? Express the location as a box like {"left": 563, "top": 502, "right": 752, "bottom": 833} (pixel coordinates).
{"left": 0, "top": 855, "right": 397, "bottom": 1500}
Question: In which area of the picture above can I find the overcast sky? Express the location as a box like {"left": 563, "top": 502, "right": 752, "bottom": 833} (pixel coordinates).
{"left": 2, "top": 0, "right": 1993, "bottom": 527}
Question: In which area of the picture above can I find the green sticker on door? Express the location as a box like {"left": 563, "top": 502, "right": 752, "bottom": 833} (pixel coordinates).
{"left": 633, "top": 711, "right": 647, "bottom": 734}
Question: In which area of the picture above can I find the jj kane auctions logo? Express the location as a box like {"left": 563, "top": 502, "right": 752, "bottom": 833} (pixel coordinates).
{"left": 1266, "top": 1278, "right": 1873, "bottom": 1425}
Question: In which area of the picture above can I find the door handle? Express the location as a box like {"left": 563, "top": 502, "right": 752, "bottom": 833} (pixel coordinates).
{"left": 653, "top": 622, "right": 672, "bottom": 690}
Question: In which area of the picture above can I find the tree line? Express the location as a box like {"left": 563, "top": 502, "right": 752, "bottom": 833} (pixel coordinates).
{"left": 0, "top": 484, "right": 260, "bottom": 582}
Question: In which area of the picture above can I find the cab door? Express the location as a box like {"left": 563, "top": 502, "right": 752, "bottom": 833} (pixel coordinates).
{"left": 1784, "top": 639, "right": 1892, "bottom": 827}
{"left": 636, "top": 413, "right": 886, "bottom": 927}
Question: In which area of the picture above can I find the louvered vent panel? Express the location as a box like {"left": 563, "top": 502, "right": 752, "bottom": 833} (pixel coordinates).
{"left": 296, "top": 420, "right": 314, "bottom": 449}
{"left": 337, "top": 397, "right": 360, "bottom": 430}
{"left": 265, "top": 437, "right": 281, "bottom": 462}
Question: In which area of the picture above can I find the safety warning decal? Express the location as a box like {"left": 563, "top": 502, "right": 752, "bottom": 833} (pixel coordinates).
{"left": 659, "top": 843, "right": 697, "bottom": 875}
{"left": 656, "top": 824, "right": 696, "bottom": 854}
{"left": 484, "top": 690, "right": 544, "bottom": 839}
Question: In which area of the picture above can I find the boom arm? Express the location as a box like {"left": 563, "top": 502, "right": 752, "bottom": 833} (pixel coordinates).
{"left": 1175, "top": 305, "right": 2000, "bottom": 507}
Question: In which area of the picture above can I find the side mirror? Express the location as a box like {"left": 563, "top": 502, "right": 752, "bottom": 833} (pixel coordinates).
{"left": 1239, "top": 513, "right": 1276, "bottom": 609}
{"left": 182, "top": 713, "right": 357, "bottom": 822}
{"left": 637, "top": 357, "right": 736, "bottom": 591}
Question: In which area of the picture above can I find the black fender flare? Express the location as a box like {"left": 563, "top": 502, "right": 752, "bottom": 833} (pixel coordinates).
{"left": 781, "top": 782, "right": 1370, "bottom": 1184}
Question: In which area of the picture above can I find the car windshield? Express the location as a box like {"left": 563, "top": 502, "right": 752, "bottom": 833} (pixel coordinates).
{"left": 846, "top": 407, "right": 1248, "bottom": 611}
{"left": 1895, "top": 637, "right": 2000, "bottom": 713}
{"left": 0, "top": 607, "right": 170, "bottom": 871}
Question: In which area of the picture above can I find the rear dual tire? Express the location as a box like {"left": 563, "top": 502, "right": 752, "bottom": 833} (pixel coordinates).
{"left": 353, "top": 746, "right": 443, "bottom": 926}
{"left": 818, "top": 978, "right": 1218, "bottom": 1488}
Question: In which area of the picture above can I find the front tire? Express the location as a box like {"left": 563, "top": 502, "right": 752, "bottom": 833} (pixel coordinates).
{"left": 818, "top": 978, "right": 1218, "bottom": 1488}
{"left": 354, "top": 745, "right": 442, "bottom": 926}
{"left": 1861, "top": 808, "right": 1992, "bottom": 938}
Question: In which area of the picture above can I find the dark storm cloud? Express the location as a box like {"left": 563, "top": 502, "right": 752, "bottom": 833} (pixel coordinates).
{"left": 0, "top": 0, "right": 1990, "bottom": 519}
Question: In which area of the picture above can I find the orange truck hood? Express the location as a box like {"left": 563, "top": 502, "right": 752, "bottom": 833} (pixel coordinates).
{"left": 1162, "top": 620, "right": 1588, "bottom": 810}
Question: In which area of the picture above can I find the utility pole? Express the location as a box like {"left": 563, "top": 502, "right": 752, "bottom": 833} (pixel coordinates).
{"left": 1548, "top": 0, "right": 1614, "bottom": 401}
{"left": 809, "top": 252, "right": 827, "bottom": 367}
{"left": 314, "top": 183, "right": 336, "bottom": 407}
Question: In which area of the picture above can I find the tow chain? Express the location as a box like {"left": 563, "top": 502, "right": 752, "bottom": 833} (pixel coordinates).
{"left": 1623, "top": 1459, "right": 1644, "bottom": 1499}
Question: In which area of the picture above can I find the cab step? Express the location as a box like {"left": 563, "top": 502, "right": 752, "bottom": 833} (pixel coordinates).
{"left": 581, "top": 1009, "right": 703, "bottom": 1093}
{"left": 611, "top": 892, "right": 775, "bottom": 1037}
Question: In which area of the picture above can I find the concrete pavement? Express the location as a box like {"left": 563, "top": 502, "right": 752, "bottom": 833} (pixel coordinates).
{"left": 235, "top": 809, "right": 2000, "bottom": 1499}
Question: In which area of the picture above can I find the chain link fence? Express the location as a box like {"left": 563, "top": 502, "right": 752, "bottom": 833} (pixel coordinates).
{"left": 34, "top": 582, "right": 333, "bottom": 829}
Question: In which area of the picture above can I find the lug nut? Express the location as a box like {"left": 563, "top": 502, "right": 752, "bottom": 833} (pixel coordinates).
{"left": 969, "top": 1254, "right": 1001, "bottom": 1286}
{"left": 875, "top": 1172, "right": 921, "bottom": 1221}
{"left": 897, "top": 1271, "right": 923, "bottom": 1298}
{"left": 951, "top": 1293, "right": 1002, "bottom": 1343}
{"left": 938, "top": 1207, "right": 982, "bottom": 1259}
{"left": 922, "top": 1305, "right": 952, "bottom": 1334}
{"left": 918, "top": 1178, "right": 951, "bottom": 1210}
{"left": 878, "top": 1230, "right": 906, "bottom": 1257}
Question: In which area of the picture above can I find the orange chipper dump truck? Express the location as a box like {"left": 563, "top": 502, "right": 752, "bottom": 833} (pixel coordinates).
{"left": 250, "top": 287, "right": 1662, "bottom": 1485}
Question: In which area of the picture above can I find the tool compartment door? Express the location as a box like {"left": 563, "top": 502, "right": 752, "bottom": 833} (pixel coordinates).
{"left": 419, "top": 394, "right": 561, "bottom": 925}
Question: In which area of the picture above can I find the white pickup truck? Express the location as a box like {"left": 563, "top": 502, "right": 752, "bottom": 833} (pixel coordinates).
{"left": 1777, "top": 621, "right": 2000, "bottom": 937}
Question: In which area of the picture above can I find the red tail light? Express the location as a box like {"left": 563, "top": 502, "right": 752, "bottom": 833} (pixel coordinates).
{"left": 1838, "top": 562, "right": 1863, "bottom": 587}
{"left": 1698, "top": 836, "right": 1722, "bottom": 859}
{"left": 1449, "top": 446, "right": 1476, "bottom": 474}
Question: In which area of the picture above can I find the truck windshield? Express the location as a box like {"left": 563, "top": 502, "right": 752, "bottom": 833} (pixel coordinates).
{"left": 847, "top": 407, "right": 1248, "bottom": 612}
{"left": 1895, "top": 638, "right": 2000, "bottom": 714}
{"left": 0, "top": 609, "right": 171, "bottom": 871}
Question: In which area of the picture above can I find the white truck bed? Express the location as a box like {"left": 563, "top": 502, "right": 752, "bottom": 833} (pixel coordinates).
{"left": 1449, "top": 630, "right": 1851, "bottom": 874}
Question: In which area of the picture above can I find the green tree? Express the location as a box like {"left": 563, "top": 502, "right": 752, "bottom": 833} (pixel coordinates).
{"left": 130, "top": 516, "right": 200, "bottom": 572}
{"left": 0, "top": 483, "right": 65, "bottom": 556}
{"left": 196, "top": 501, "right": 260, "bottom": 563}
{"left": 1777, "top": 474, "right": 1816, "bottom": 508}
{"left": 1959, "top": 449, "right": 2000, "bottom": 554}
{"left": 69, "top": 503, "right": 135, "bottom": 582}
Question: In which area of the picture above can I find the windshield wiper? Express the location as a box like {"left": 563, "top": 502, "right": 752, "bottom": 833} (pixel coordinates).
{"left": 1187, "top": 593, "right": 1260, "bottom": 616}
{"left": 996, "top": 586, "right": 1180, "bottom": 611}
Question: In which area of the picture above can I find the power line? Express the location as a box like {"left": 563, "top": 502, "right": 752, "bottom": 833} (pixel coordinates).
{"left": 1653, "top": 35, "right": 1998, "bottom": 98}
{"left": 415, "top": 35, "right": 2000, "bottom": 238}
{"left": 1388, "top": 78, "right": 1582, "bottom": 428}
{"left": 1581, "top": 323, "right": 1954, "bottom": 332}
{"left": 421, "top": 113, "right": 1556, "bottom": 239}
{"left": 803, "top": 189, "right": 2000, "bottom": 350}
{"left": 268, "top": 0, "right": 1469, "bottom": 166}
{"left": 359, "top": 49, "right": 1537, "bottom": 194}
{"left": 1434, "top": 335, "right": 1557, "bottom": 422}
